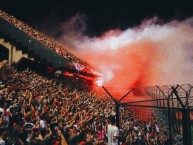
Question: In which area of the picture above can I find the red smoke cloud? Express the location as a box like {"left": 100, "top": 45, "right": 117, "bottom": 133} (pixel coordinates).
{"left": 82, "top": 39, "right": 159, "bottom": 97}
{"left": 55, "top": 16, "right": 193, "bottom": 100}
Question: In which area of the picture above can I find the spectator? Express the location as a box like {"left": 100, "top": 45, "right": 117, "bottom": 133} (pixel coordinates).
{"left": 0, "top": 129, "right": 5, "bottom": 145}
{"left": 97, "top": 125, "right": 105, "bottom": 144}
{"left": 107, "top": 115, "right": 119, "bottom": 145}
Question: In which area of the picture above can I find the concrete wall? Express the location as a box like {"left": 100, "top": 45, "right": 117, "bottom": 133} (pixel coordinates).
{"left": 0, "top": 38, "right": 34, "bottom": 65}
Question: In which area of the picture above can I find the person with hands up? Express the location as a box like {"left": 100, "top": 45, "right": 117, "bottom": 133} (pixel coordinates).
{"left": 57, "top": 127, "right": 68, "bottom": 145}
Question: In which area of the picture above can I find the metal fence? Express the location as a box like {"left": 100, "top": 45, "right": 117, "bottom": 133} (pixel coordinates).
{"left": 103, "top": 84, "right": 193, "bottom": 145}
{"left": 122, "top": 84, "right": 193, "bottom": 145}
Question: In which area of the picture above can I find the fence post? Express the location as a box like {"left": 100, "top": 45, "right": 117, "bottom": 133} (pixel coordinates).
{"left": 167, "top": 98, "right": 173, "bottom": 145}
{"left": 115, "top": 102, "right": 120, "bottom": 128}
{"left": 102, "top": 86, "right": 134, "bottom": 145}
{"left": 172, "top": 86, "right": 191, "bottom": 145}
{"left": 182, "top": 109, "right": 191, "bottom": 145}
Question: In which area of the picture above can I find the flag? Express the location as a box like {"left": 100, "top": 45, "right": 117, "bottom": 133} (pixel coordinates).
{"left": 47, "top": 66, "right": 54, "bottom": 73}
{"left": 55, "top": 70, "right": 62, "bottom": 75}
{"left": 72, "top": 62, "right": 85, "bottom": 71}
{"left": 90, "top": 68, "right": 101, "bottom": 76}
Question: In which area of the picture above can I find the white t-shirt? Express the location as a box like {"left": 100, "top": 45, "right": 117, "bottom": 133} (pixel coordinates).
{"left": 40, "top": 120, "right": 46, "bottom": 129}
{"left": 0, "top": 139, "right": 5, "bottom": 145}
{"left": 107, "top": 124, "right": 119, "bottom": 145}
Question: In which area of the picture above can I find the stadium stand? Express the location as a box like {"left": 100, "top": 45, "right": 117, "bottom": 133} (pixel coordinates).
{"left": 0, "top": 10, "right": 93, "bottom": 71}
{"left": 0, "top": 66, "right": 179, "bottom": 145}
{"left": 0, "top": 10, "right": 184, "bottom": 145}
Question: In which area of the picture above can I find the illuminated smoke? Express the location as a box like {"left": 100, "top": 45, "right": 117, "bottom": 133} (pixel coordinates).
{"left": 96, "top": 77, "right": 104, "bottom": 87}
{"left": 54, "top": 16, "right": 193, "bottom": 98}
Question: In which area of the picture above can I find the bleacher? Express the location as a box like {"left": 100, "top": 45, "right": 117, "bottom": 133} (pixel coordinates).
{"left": 0, "top": 10, "right": 93, "bottom": 71}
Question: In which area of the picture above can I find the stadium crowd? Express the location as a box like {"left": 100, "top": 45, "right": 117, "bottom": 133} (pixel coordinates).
{"left": 0, "top": 63, "right": 183, "bottom": 145}
{"left": 0, "top": 10, "right": 89, "bottom": 68}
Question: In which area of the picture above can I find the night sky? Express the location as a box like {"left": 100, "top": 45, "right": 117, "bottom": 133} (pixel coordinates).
{"left": 0, "top": 0, "right": 193, "bottom": 36}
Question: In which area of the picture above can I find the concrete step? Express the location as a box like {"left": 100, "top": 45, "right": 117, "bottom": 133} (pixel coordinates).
{"left": 0, "top": 38, "right": 34, "bottom": 63}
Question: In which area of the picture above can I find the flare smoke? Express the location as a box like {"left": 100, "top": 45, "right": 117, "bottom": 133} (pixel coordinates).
{"left": 52, "top": 15, "right": 193, "bottom": 98}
